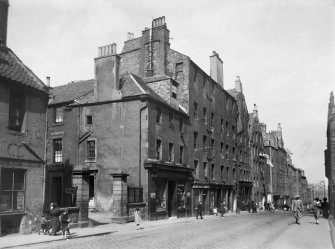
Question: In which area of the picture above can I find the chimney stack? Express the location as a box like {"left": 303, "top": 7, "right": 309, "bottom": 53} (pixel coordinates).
{"left": 127, "top": 32, "right": 134, "bottom": 40}
{"left": 46, "top": 76, "right": 50, "bottom": 87}
{"left": 253, "top": 104, "right": 258, "bottom": 118}
{"left": 235, "top": 76, "right": 243, "bottom": 93}
{"left": 0, "top": 0, "right": 9, "bottom": 46}
{"left": 210, "top": 51, "right": 224, "bottom": 88}
{"left": 94, "top": 43, "right": 121, "bottom": 102}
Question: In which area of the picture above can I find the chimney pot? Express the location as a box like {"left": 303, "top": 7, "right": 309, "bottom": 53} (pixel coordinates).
{"left": 46, "top": 76, "right": 50, "bottom": 87}
{"left": 210, "top": 51, "right": 224, "bottom": 88}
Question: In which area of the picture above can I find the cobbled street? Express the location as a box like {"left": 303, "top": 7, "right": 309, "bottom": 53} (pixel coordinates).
{"left": 20, "top": 212, "right": 334, "bottom": 249}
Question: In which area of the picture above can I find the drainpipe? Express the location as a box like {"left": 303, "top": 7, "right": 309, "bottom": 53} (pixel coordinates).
{"left": 43, "top": 99, "right": 48, "bottom": 210}
{"left": 139, "top": 101, "right": 148, "bottom": 188}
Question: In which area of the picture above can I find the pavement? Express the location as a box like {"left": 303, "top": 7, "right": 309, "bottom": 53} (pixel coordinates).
{"left": 0, "top": 210, "right": 334, "bottom": 249}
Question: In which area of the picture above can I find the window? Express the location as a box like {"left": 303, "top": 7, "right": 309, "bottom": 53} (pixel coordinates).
{"left": 156, "top": 107, "right": 162, "bottom": 124}
{"left": 175, "top": 62, "right": 183, "bottom": 80}
{"left": 179, "top": 117, "right": 184, "bottom": 132}
{"left": 86, "top": 115, "right": 92, "bottom": 125}
{"left": 220, "top": 142, "right": 224, "bottom": 157}
{"left": 226, "top": 167, "right": 229, "bottom": 179}
{"left": 225, "top": 145, "right": 229, "bottom": 158}
{"left": 128, "top": 187, "right": 143, "bottom": 203}
{"left": 55, "top": 107, "right": 63, "bottom": 123}
{"left": 171, "top": 81, "right": 178, "bottom": 99}
{"left": 168, "top": 143, "right": 174, "bottom": 162}
{"left": 233, "top": 168, "right": 236, "bottom": 179}
{"left": 211, "top": 139, "right": 215, "bottom": 151}
{"left": 87, "top": 140, "right": 96, "bottom": 161}
{"left": 194, "top": 160, "right": 199, "bottom": 178}
{"left": 0, "top": 168, "right": 25, "bottom": 212}
{"left": 194, "top": 102, "right": 198, "bottom": 119}
{"left": 203, "top": 162, "right": 208, "bottom": 179}
{"left": 179, "top": 146, "right": 184, "bottom": 164}
{"left": 203, "top": 108, "right": 207, "bottom": 124}
{"left": 203, "top": 135, "right": 207, "bottom": 148}
{"left": 211, "top": 112, "right": 215, "bottom": 126}
{"left": 221, "top": 166, "right": 224, "bottom": 180}
{"left": 168, "top": 112, "right": 174, "bottom": 129}
{"left": 232, "top": 147, "right": 236, "bottom": 160}
{"left": 156, "top": 139, "right": 162, "bottom": 160}
{"left": 211, "top": 164, "right": 215, "bottom": 180}
{"left": 8, "top": 90, "right": 25, "bottom": 132}
{"left": 194, "top": 132, "right": 198, "bottom": 148}
{"left": 53, "top": 138, "right": 62, "bottom": 163}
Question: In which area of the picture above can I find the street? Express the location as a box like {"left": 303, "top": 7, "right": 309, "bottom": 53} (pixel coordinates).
{"left": 20, "top": 211, "right": 334, "bottom": 249}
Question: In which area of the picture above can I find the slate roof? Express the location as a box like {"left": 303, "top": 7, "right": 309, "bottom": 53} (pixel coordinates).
{"left": 0, "top": 45, "right": 48, "bottom": 93}
{"left": 227, "top": 89, "right": 237, "bottom": 98}
{"left": 49, "top": 79, "right": 94, "bottom": 105}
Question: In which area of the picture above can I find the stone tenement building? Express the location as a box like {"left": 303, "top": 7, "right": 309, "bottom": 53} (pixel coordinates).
{"left": 325, "top": 91, "right": 335, "bottom": 216}
{"left": 248, "top": 105, "right": 267, "bottom": 207}
{"left": 47, "top": 16, "right": 252, "bottom": 221}
{"left": 0, "top": 0, "right": 49, "bottom": 235}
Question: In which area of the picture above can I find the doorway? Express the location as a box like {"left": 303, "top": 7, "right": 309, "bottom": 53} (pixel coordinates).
{"left": 49, "top": 176, "right": 62, "bottom": 207}
{"left": 168, "top": 181, "right": 176, "bottom": 217}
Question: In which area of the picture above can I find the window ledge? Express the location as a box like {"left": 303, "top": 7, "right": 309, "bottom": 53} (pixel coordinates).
{"left": 52, "top": 123, "right": 64, "bottom": 127}
{"left": 7, "top": 130, "right": 27, "bottom": 136}
{"left": 85, "top": 159, "right": 96, "bottom": 163}
{"left": 0, "top": 211, "right": 26, "bottom": 216}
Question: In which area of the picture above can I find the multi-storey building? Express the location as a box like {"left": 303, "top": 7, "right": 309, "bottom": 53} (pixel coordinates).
{"left": 325, "top": 91, "right": 335, "bottom": 216}
{"left": 262, "top": 123, "right": 289, "bottom": 208}
{"left": 248, "top": 105, "right": 266, "bottom": 208}
{"left": 46, "top": 17, "right": 251, "bottom": 220}
{"left": 0, "top": 0, "right": 49, "bottom": 235}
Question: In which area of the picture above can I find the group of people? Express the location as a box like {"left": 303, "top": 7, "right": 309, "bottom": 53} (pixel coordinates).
{"left": 264, "top": 202, "right": 275, "bottom": 212}
{"left": 292, "top": 195, "right": 330, "bottom": 225}
{"left": 39, "top": 202, "right": 71, "bottom": 238}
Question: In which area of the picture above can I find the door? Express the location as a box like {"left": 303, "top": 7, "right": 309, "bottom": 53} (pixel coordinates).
{"left": 168, "top": 181, "right": 176, "bottom": 217}
{"left": 49, "top": 176, "right": 62, "bottom": 207}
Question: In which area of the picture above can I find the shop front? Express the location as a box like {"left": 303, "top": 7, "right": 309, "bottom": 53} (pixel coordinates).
{"left": 144, "top": 161, "right": 193, "bottom": 221}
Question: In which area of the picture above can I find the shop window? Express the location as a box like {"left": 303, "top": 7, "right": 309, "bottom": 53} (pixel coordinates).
{"left": 86, "top": 115, "right": 93, "bottom": 125}
{"left": 8, "top": 89, "right": 25, "bottom": 132}
{"left": 0, "top": 168, "right": 26, "bottom": 212}
{"left": 156, "top": 139, "right": 162, "bottom": 160}
{"left": 86, "top": 140, "right": 96, "bottom": 161}
{"left": 156, "top": 107, "right": 162, "bottom": 125}
{"left": 168, "top": 143, "right": 174, "bottom": 162}
{"left": 54, "top": 107, "right": 63, "bottom": 123}
{"left": 177, "top": 183, "right": 186, "bottom": 210}
{"left": 156, "top": 181, "right": 167, "bottom": 212}
{"left": 53, "top": 138, "right": 63, "bottom": 163}
{"left": 128, "top": 187, "right": 143, "bottom": 203}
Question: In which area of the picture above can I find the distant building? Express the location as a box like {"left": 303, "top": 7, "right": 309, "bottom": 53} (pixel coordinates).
{"left": 325, "top": 91, "right": 335, "bottom": 216}
{"left": 0, "top": 0, "right": 49, "bottom": 235}
{"left": 248, "top": 105, "right": 267, "bottom": 207}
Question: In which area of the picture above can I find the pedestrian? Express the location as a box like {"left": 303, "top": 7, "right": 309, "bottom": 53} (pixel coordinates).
{"left": 60, "top": 208, "right": 71, "bottom": 238}
{"left": 311, "top": 198, "right": 322, "bottom": 224}
{"left": 322, "top": 197, "right": 330, "bottom": 219}
{"left": 196, "top": 201, "right": 203, "bottom": 219}
{"left": 291, "top": 195, "right": 303, "bottom": 225}
{"left": 46, "top": 202, "right": 61, "bottom": 235}
{"left": 38, "top": 215, "right": 49, "bottom": 235}
{"left": 134, "top": 208, "right": 142, "bottom": 230}
{"left": 219, "top": 201, "right": 226, "bottom": 217}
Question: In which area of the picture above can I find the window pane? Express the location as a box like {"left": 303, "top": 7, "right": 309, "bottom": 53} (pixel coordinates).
{"left": 0, "top": 192, "right": 12, "bottom": 211}
{"left": 53, "top": 139, "right": 63, "bottom": 162}
{"left": 1, "top": 169, "right": 13, "bottom": 190}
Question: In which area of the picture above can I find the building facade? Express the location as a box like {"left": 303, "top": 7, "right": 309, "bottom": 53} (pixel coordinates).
{"left": 0, "top": 0, "right": 49, "bottom": 235}
{"left": 325, "top": 91, "right": 335, "bottom": 216}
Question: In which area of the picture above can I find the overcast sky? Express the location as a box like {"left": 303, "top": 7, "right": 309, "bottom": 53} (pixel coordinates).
{"left": 6, "top": 0, "right": 335, "bottom": 184}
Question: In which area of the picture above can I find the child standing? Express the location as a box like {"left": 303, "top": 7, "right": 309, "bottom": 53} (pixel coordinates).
{"left": 134, "top": 208, "right": 142, "bottom": 230}
{"left": 38, "top": 215, "right": 49, "bottom": 235}
{"left": 60, "top": 209, "right": 71, "bottom": 238}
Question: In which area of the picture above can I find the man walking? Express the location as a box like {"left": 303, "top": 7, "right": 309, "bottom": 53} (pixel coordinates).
{"left": 311, "top": 198, "right": 322, "bottom": 224}
{"left": 291, "top": 195, "right": 303, "bottom": 224}
{"left": 196, "top": 201, "right": 203, "bottom": 219}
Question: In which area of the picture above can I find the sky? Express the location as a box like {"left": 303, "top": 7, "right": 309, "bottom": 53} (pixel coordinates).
{"left": 6, "top": 0, "right": 335, "bottom": 184}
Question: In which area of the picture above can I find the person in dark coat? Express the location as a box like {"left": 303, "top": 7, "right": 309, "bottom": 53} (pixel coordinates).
{"left": 322, "top": 198, "right": 330, "bottom": 219}
{"left": 47, "top": 203, "right": 61, "bottom": 235}
{"left": 196, "top": 201, "right": 203, "bottom": 219}
{"left": 60, "top": 208, "right": 71, "bottom": 237}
